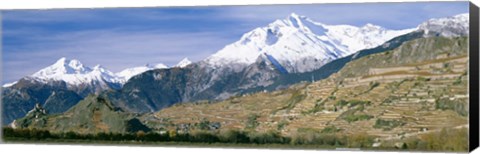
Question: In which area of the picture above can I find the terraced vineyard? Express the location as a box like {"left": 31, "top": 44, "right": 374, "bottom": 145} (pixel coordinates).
{"left": 141, "top": 37, "right": 468, "bottom": 146}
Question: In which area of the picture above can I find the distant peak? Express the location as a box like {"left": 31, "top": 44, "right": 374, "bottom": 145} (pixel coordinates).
{"left": 53, "top": 57, "right": 83, "bottom": 67}
{"left": 93, "top": 64, "right": 105, "bottom": 70}
{"left": 56, "top": 57, "right": 67, "bottom": 63}
{"left": 287, "top": 12, "right": 307, "bottom": 22}
{"left": 283, "top": 12, "right": 321, "bottom": 30}
{"left": 424, "top": 13, "right": 469, "bottom": 22}
{"left": 289, "top": 12, "right": 300, "bottom": 18}
{"left": 153, "top": 63, "right": 168, "bottom": 69}
{"left": 418, "top": 13, "right": 469, "bottom": 37}
{"left": 360, "top": 23, "right": 384, "bottom": 31}
{"left": 70, "top": 60, "right": 83, "bottom": 68}
{"left": 364, "top": 23, "right": 381, "bottom": 28}
{"left": 175, "top": 57, "right": 192, "bottom": 68}
{"left": 43, "top": 57, "right": 88, "bottom": 73}
{"left": 31, "top": 57, "right": 94, "bottom": 80}
{"left": 288, "top": 12, "right": 308, "bottom": 19}
{"left": 139, "top": 63, "right": 166, "bottom": 69}
{"left": 453, "top": 13, "right": 468, "bottom": 19}
{"left": 53, "top": 57, "right": 69, "bottom": 66}
{"left": 363, "top": 23, "right": 377, "bottom": 27}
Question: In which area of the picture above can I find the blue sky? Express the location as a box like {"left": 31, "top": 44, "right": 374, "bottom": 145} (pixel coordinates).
{"left": 1, "top": 1, "right": 469, "bottom": 84}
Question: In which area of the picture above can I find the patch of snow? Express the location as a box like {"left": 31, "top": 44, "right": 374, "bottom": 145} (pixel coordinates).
{"left": 2, "top": 81, "right": 18, "bottom": 88}
{"left": 116, "top": 63, "right": 168, "bottom": 83}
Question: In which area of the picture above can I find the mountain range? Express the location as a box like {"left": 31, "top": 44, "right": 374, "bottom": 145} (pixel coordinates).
{"left": 205, "top": 13, "right": 416, "bottom": 73}
{"left": 11, "top": 27, "right": 470, "bottom": 146}
{"left": 1, "top": 57, "right": 190, "bottom": 124}
{"left": 3, "top": 57, "right": 193, "bottom": 89}
{"left": 1, "top": 13, "right": 469, "bottom": 125}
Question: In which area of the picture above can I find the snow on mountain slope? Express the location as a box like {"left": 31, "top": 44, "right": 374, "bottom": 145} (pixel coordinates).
{"left": 32, "top": 57, "right": 91, "bottom": 78}
{"left": 30, "top": 58, "right": 121, "bottom": 90}
{"left": 116, "top": 63, "right": 168, "bottom": 82}
{"left": 174, "top": 58, "right": 192, "bottom": 68}
{"left": 205, "top": 13, "right": 416, "bottom": 73}
{"left": 418, "top": 13, "right": 469, "bottom": 37}
{"left": 2, "top": 81, "right": 18, "bottom": 88}
{"left": 27, "top": 57, "right": 169, "bottom": 88}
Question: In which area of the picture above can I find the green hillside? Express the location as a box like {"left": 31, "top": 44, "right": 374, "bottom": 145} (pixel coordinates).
{"left": 12, "top": 95, "right": 150, "bottom": 134}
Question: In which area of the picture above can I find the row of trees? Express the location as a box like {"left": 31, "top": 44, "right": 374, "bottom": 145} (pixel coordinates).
{"left": 3, "top": 127, "right": 367, "bottom": 147}
{"left": 3, "top": 127, "right": 467, "bottom": 151}
{"left": 402, "top": 128, "right": 468, "bottom": 152}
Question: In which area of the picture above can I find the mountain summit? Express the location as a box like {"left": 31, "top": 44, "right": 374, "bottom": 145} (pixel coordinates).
{"left": 418, "top": 13, "right": 469, "bottom": 37}
{"left": 205, "top": 13, "right": 416, "bottom": 73}
{"left": 174, "top": 58, "right": 193, "bottom": 68}
{"left": 32, "top": 57, "right": 91, "bottom": 79}
{"left": 30, "top": 57, "right": 120, "bottom": 89}
{"left": 23, "top": 57, "right": 169, "bottom": 89}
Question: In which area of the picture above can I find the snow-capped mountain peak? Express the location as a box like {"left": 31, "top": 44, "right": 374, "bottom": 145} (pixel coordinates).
{"left": 287, "top": 13, "right": 310, "bottom": 28}
{"left": 205, "top": 13, "right": 415, "bottom": 73}
{"left": 153, "top": 63, "right": 168, "bottom": 69}
{"left": 26, "top": 57, "right": 170, "bottom": 89}
{"left": 32, "top": 57, "right": 91, "bottom": 78}
{"left": 418, "top": 13, "right": 469, "bottom": 37}
{"left": 174, "top": 58, "right": 192, "bottom": 68}
{"left": 93, "top": 64, "right": 104, "bottom": 70}
{"left": 92, "top": 65, "right": 111, "bottom": 74}
{"left": 289, "top": 12, "right": 301, "bottom": 19}
{"left": 29, "top": 57, "right": 120, "bottom": 88}
{"left": 360, "top": 23, "right": 385, "bottom": 31}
